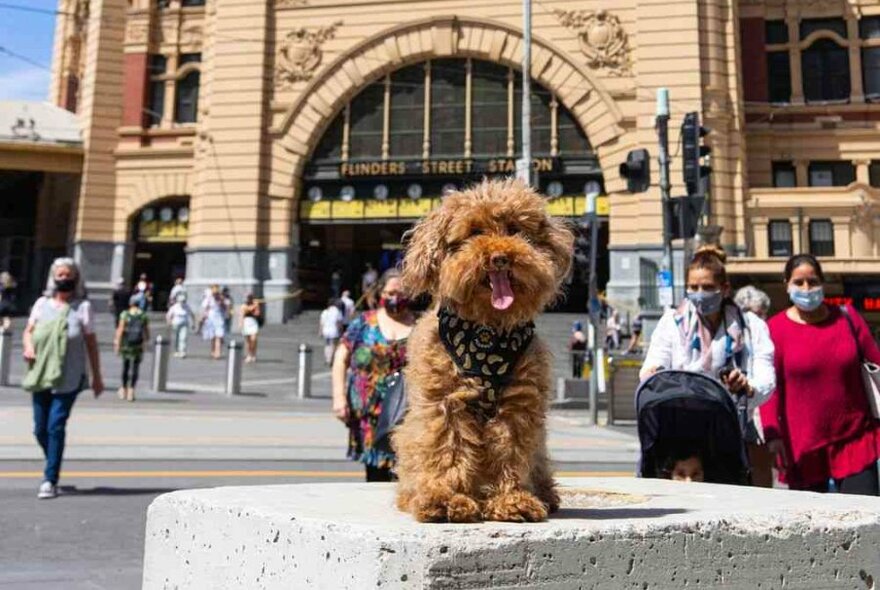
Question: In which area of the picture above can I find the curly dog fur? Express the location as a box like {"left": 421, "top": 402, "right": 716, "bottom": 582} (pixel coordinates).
{"left": 393, "top": 178, "right": 573, "bottom": 523}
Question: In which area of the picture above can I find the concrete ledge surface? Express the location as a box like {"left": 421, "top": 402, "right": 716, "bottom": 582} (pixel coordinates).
{"left": 143, "top": 477, "right": 880, "bottom": 589}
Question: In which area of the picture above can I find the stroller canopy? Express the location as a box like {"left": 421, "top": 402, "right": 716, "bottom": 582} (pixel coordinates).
{"left": 636, "top": 370, "right": 749, "bottom": 484}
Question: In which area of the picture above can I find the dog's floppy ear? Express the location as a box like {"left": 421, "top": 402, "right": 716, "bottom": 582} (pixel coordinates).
{"left": 543, "top": 216, "right": 575, "bottom": 284}
{"left": 401, "top": 204, "right": 452, "bottom": 297}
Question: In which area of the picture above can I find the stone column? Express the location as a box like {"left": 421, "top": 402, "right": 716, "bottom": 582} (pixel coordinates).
{"left": 71, "top": 0, "right": 128, "bottom": 311}
{"left": 187, "top": 0, "right": 272, "bottom": 312}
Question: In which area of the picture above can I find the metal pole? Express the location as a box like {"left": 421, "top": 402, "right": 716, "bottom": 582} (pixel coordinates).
{"left": 225, "top": 340, "right": 243, "bottom": 396}
{"left": 518, "top": 0, "right": 532, "bottom": 186}
{"left": 151, "top": 334, "right": 169, "bottom": 393}
{"left": 587, "top": 191, "right": 600, "bottom": 425}
{"left": 297, "top": 343, "right": 312, "bottom": 399}
{"left": 0, "top": 327, "right": 11, "bottom": 387}
{"left": 656, "top": 88, "right": 675, "bottom": 302}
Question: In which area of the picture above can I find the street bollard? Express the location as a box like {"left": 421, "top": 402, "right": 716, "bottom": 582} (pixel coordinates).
{"left": 226, "top": 340, "right": 244, "bottom": 396}
{"left": 151, "top": 334, "right": 170, "bottom": 393}
{"left": 297, "top": 343, "right": 312, "bottom": 399}
{"left": 0, "top": 327, "right": 11, "bottom": 387}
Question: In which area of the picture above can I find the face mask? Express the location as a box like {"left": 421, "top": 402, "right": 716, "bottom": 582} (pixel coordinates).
{"left": 380, "top": 295, "right": 408, "bottom": 314}
{"left": 55, "top": 278, "right": 76, "bottom": 293}
{"left": 788, "top": 286, "right": 824, "bottom": 312}
{"left": 686, "top": 289, "right": 722, "bottom": 316}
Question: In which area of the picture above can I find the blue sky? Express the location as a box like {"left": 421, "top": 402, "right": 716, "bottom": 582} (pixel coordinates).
{"left": 0, "top": 1, "right": 60, "bottom": 101}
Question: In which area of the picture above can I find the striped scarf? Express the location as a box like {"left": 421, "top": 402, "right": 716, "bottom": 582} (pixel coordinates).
{"left": 674, "top": 299, "right": 745, "bottom": 374}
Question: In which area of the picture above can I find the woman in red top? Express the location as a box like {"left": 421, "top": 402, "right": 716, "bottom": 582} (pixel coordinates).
{"left": 761, "top": 254, "right": 880, "bottom": 495}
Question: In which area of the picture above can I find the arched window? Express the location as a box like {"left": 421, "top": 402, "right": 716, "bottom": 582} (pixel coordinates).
{"left": 306, "top": 58, "right": 593, "bottom": 166}
{"left": 802, "top": 39, "right": 850, "bottom": 102}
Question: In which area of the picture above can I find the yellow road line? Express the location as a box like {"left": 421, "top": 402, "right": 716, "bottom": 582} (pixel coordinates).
{"left": 0, "top": 470, "right": 631, "bottom": 479}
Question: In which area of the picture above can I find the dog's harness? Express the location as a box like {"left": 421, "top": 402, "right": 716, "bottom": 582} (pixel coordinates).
{"left": 437, "top": 306, "right": 535, "bottom": 422}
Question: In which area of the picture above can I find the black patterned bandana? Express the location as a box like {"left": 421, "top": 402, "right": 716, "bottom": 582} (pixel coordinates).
{"left": 437, "top": 306, "right": 535, "bottom": 420}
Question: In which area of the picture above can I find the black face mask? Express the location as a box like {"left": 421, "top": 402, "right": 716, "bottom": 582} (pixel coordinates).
{"left": 55, "top": 279, "right": 76, "bottom": 293}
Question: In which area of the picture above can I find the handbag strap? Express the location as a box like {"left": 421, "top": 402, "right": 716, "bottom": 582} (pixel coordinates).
{"left": 839, "top": 305, "right": 864, "bottom": 362}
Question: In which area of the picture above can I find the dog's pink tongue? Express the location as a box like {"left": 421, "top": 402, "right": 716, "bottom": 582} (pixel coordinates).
{"left": 488, "top": 271, "right": 514, "bottom": 310}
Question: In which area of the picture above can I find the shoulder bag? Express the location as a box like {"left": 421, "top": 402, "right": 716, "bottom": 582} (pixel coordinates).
{"left": 840, "top": 306, "right": 880, "bottom": 420}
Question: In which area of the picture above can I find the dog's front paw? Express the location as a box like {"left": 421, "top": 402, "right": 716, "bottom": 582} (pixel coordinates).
{"left": 482, "top": 489, "right": 548, "bottom": 522}
{"left": 537, "top": 487, "right": 560, "bottom": 514}
{"left": 446, "top": 493, "right": 481, "bottom": 523}
{"left": 410, "top": 491, "right": 481, "bottom": 523}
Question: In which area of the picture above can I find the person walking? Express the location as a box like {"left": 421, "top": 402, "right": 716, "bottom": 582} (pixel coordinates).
{"left": 331, "top": 269, "right": 413, "bottom": 481}
{"left": 22, "top": 257, "right": 104, "bottom": 499}
{"left": 640, "top": 246, "right": 776, "bottom": 403}
{"left": 166, "top": 292, "right": 195, "bottom": 358}
{"left": 569, "top": 320, "right": 587, "bottom": 378}
{"left": 109, "top": 278, "right": 129, "bottom": 327}
{"left": 760, "top": 254, "right": 880, "bottom": 495}
{"left": 0, "top": 271, "right": 16, "bottom": 330}
{"left": 733, "top": 285, "right": 775, "bottom": 487}
{"left": 221, "top": 286, "right": 234, "bottom": 337}
{"left": 319, "top": 298, "right": 343, "bottom": 366}
{"left": 239, "top": 293, "right": 261, "bottom": 363}
{"left": 169, "top": 277, "right": 185, "bottom": 305}
{"left": 625, "top": 297, "right": 647, "bottom": 355}
{"left": 201, "top": 285, "right": 227, "bottom": 359}
{"left": 605, "top": 308, "right": 622, "bottom": 350}
{"left": 339, "top": 289, "right": 355, "bottom": 328}
{"left": 114, "top": 295, "right": 149, "bottom": 402}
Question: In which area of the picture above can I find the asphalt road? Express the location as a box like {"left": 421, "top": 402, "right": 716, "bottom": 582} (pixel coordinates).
{"left": 0, "top": 458, "right": 633, "bottom": 590}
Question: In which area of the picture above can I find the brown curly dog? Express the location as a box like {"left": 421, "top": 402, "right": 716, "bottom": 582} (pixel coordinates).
{"left": 393, "top": 178, "right": 573, "bottom": 523}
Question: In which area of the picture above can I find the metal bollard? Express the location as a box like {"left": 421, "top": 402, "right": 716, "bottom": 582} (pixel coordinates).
{"left": 226, "top": 340, "right": 244, "bottom": 396}
{"left": 297, "top": 343, "right": 312, "bottom": 399}
{"left": 151, "top": 334, "right": 170, "bottom": 393}
{"left": 0, "top": 327, "right": 11, "bottom": 387}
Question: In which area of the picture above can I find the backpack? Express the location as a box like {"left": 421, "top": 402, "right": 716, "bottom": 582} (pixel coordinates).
{"left": 124, "top": 312, "right": 146, "bottom": 347}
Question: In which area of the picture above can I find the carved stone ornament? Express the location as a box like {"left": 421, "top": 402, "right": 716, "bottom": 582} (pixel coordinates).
{"left": 275, "top": 21, "right": 341, "bottom": 86}
{"left": 853, "top": 190, "right": 877, "bottom": 228}
{"left": 555, "top": 9, "right": 631, "bottom": 76}
{"left": 125, "top": 21, "right": 150, "bottom": 44}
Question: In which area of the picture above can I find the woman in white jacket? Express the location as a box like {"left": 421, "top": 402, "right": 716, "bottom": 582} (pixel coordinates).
{"left": 640, "top": 246, "right": 776, "bottom": 407}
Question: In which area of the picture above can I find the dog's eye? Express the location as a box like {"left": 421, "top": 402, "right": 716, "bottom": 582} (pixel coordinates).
{"left": 469, "top": 228, "right": 483, "bottom": 238}
{"left": 507, "top": 223, "right": 520, "bottom": 236}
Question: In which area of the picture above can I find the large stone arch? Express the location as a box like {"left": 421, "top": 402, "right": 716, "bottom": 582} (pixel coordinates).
{"left": 268, "top": 15, "right": 629, "bottom": 199}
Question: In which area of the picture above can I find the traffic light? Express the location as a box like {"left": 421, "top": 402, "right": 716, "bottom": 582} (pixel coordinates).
{"left": 619, "top": 148, "right": 651, "bottom": 193}
{"left": 681, "top": 112, "right": 711, "bottom": 196}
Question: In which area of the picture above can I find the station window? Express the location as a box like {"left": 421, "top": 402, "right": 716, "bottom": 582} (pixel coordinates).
{"left": 870, "top": 161, "right": 880, "bottom": 187}
{"left": 767, "top": 51, "right": 792, "bottom": 103}
{"left": 808, "top": 161, "right": 856, "bottom": 187}
{"left": 802, "top": 39, "right": 850, "bottom": 102}
{"left": 809, "top": 219, "right": 835, "bottom": 256}
{"left": 146, "top": 55, "right": 167, "bottom": 127}
{"left": 768, "top": 220, "right": 793, "bottom": 257}
{"left": 772, "top": 161, "right": 797, "bottom": 187}
{"left": 174, "top": 53, "right": 201, "bottom": 124}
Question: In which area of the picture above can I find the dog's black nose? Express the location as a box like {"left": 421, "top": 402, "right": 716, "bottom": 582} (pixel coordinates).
{"left": 490, "top": 253, "right": 510, "bottom": 270}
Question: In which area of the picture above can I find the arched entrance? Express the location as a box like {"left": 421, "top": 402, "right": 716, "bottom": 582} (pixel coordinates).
{"left": 297, "top": 57, "right": 607, "bottom": 309}
{"left": 131, "top": 197, "right": 189, "bottom": 310}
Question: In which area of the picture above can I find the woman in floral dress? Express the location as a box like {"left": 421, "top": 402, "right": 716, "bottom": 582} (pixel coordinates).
{"left": 331, "top": 269, "right": 414, "bottom": 481}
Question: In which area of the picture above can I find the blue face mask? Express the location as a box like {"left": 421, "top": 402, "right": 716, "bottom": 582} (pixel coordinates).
{"left": 789, "top": 286, "right": 824, "bottom": 312}
{"left": 686, "top": 290, "right": 723, "bottom": 316}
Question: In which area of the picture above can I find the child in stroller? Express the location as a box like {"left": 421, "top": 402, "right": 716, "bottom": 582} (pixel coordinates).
{"left": 636, "top": 369, "right": 751, "bottom": 485}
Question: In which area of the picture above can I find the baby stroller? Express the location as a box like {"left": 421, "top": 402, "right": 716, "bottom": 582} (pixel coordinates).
{"left": 636, "top": 370, "right": 750, "bottom": 485}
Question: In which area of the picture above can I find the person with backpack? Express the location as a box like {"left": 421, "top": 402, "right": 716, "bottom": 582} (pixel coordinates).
{"left": 114, "top": 295, "right": 150, "bottom": 402}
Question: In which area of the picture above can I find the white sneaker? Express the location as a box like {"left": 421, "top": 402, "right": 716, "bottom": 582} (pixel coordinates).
{"left": 37, "top": 481, "right": 57, "bottom": 499}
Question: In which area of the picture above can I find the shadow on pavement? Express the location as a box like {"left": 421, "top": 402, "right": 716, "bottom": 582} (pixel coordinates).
{"left": 59, "top": 485, "right": 179, "bottom": 496}
{"left": 552, "top": 507, "right": 689, "bottom": 520}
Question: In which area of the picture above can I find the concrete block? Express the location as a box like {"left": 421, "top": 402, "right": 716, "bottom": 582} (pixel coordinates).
{"left": 143, "top": 478, "right": 880, "bottom": 589}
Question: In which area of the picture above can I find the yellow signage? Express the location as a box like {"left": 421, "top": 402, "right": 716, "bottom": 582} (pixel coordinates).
{"left": 340, "top": 157, "right": 556, "bottom": 178}
{"left": 299, "top": 195, "right": 607, "bottom": 222}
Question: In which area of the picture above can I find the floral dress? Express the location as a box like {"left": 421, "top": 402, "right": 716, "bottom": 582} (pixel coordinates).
{"left": 342, "top": 310, "right": 408, "bottom": 469}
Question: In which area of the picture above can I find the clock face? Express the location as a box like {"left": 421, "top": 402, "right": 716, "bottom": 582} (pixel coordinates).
{"left": 373, "top": 184, "right": 389, "bottom": 200}
{"left": 307, "top": 186, "right": 323, "bottom": 202}
{"left": 340, "top": 185, "right": 356, "bottom": 202}
{"left": 159, "top": 207, "right": 174, "bottom": 222}
{"left": 442, "top": 183, "right": 457, "bottom": 196}
{"left": 407, "top": 183, "right": 422, "bottom": 200}
{"left": 177, "top": 207, "right": 190, "bottom": 222}
{"left": 141, "top": 208, "right": 155, "bottom": 222}
{"left": 546, "top": 181, "right": 564, "bottom": 198}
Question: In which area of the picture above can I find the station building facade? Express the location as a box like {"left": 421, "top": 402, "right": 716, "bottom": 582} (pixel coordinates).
{"left": 42, "top": 0, "right": 880, "bottom": 322}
